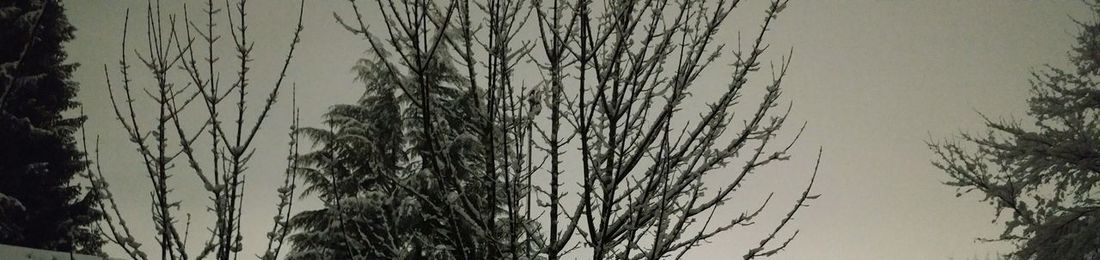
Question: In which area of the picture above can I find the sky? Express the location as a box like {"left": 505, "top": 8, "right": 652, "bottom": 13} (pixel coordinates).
{"left": 63, "top": 0, "right": 1092, "bottom": 259}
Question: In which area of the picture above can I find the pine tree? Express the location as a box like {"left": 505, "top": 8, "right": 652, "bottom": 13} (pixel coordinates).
{"left": 0, "top": 0, "right": 103, "bottom": 254}
{"left": 930, "top": 2, "right": 1100, "bottom": 259}
{"left": 287, "top": 51, "right": 516, "bottom": 259}
{"left": 289, "top": 57, "right": 410, "bottom": 259}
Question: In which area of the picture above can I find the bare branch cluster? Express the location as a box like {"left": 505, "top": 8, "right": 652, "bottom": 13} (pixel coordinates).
{"left": 82, "top": 0, "right": 307, "bottom": 259}
{"left": 322, "top": 0, "right": 821, "bottom": 259}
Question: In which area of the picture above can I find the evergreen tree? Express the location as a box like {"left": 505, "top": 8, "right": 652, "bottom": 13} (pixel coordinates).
{"left": 0, "top": 0, "right": 103, "bottom": 254}
{"left": 930, "top": 2, "right": 1100, "bottom": 259}
{"left": 288, "top": 57, "right": 412, "bottom": 259}
{"left": 288, "top": 52, "right": 528, "bottom": 259}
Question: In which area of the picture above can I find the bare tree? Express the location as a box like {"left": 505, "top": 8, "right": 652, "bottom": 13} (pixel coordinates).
{"left": 334, "top": 0, "right": 821, "bottom": 259}
{"left": 81, "top": 0, "right": 306, "bottom": 259}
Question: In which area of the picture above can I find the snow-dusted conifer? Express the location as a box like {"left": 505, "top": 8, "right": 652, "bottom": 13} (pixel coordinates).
{"left": 930, "top": 2, "right": 1100, "bottom": 259}
{"left": 0, "top": 0, "right": 104, "bottom": 254}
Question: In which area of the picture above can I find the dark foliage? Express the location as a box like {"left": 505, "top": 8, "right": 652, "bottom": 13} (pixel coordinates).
{"left": 0, "top": 0, "right": 103, "bottom": 254}
{"left": 931, "top": 2, "right": 1100, "bottom": 259}
{"left": 287, "top": 53, "right": 519, "bottom": 259}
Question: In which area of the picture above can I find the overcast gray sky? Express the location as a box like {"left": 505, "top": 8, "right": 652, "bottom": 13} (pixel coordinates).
{"left": 65, "top": 0, "right": 1091, "bottom": 259}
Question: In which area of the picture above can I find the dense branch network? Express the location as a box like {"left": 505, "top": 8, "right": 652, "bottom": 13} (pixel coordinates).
{"left": 309, "top": 0, "right": 821, "bottom": 259}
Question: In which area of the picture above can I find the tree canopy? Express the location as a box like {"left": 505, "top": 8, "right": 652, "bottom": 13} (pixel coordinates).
{"left": 0, "top": 0, "right": 103, "bottom": 254}
{"left": 930, "top": 2, "right": 1100, "bottom": 259}
{"left": 295, "top": 0, "right": 820, "bottom": 259}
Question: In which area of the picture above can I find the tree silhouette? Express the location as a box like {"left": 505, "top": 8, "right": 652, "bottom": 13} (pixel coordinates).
{"left": 82, "top": 0, "right": 307, "bottom": 259}
{"left": 930, "top": 3, "right": 1100, "bottom": 259}
{"left": 287, "top": 55, "right": 522, "bottom": 259}
{"left": 331, "top": 0, "right": 821, "bottom": 258}
{"left": 0, "top": 0, "right": 103, "bottom": 254}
